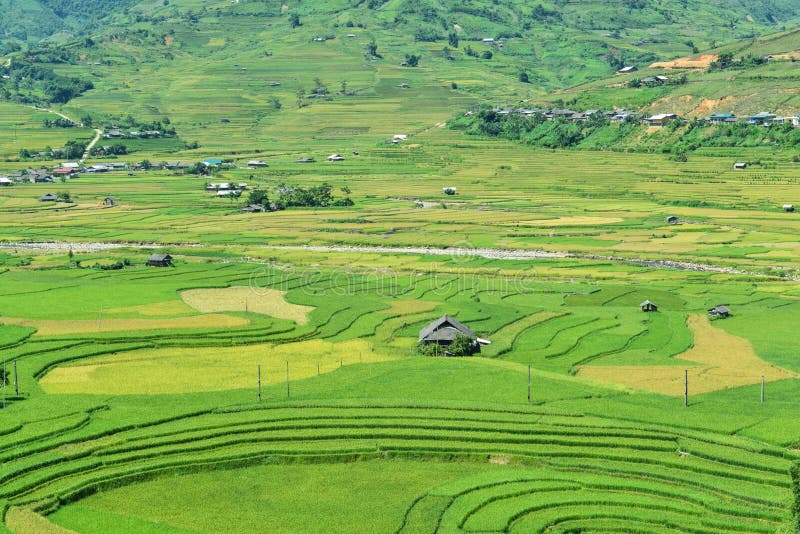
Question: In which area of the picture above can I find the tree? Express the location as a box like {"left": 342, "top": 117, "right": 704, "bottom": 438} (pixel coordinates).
{"left": 289, "top": 13, "right": 301, "bottom": 28}
{"left": 519, "top": 71, "right": 530, "bottom": 83}
{"left": 404, "top": 54, "right": 420, "bottom": 67}
{"left": 248, "top": 188, "right": 270, "bottom": 207}
{"left": 442, "top": 47, "right": 453, "bottom": 61}
{"left": 448, "top": 31, "right": 459, "bottom": 48}
{"left": 366, "top": 38, "right": 379, "bottom": 58}
{"left": 313, "top": 77, "right": 328, "bottom": 95}
{"left": 57, "top": 191, "right": 71, "bottom": 202}
{"left": 448, "top": 334, "right": 479, "bottom": 356}
{"left": 481, "top": 50, "right": 493, "bottom": 60}
{"left": 340, "top": 80, "right": 347, "bottom": 95}
{"left": 296, "top": 88, "right": 305, "bottom": 108}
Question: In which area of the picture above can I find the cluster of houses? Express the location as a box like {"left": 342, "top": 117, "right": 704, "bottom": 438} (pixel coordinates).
{"left": 490, "top": 107, "right": 644, "bottom": 123}
{"left": 489, "top": 106, "right": 800, "bottom": 128}
{"left": 0, "top": 162, "right": 132, "bottom": 185}
{"left": 103, "top": 129, "right": 165, "bottom": 139}
{"left": 205, "top": 182, "right": 248, "bottom": 197}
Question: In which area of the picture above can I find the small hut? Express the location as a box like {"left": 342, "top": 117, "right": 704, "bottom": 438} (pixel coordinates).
{"left": 147, "top": 253, "right": 173, "bottom": 267}
{"left": 783, "top": 204, "right": 794, "bottom": 212}
{"left": 640, "top": 300, "right": 658, "bottom": 312}
{"left": 418, "top": 314, "right": 483, "bottom": 347}
{"left": 708, "top": 305, "right": 730, "bottom": 318}
{"left": 39, "top": 193, "right": 58, "bottom": 202}
{"left": 104, "top": 197, "right": 116, "bottom": 206}
{"left": 733, "top": 162, "right": 748, "bottom": 170}
{"left": 666, "top": 216, "right": 679, "bottom": 225}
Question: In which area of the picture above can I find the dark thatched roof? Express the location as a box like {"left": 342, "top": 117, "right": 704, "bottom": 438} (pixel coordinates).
{"left": 419, "top": 314, "right": 474, "bottom": 342}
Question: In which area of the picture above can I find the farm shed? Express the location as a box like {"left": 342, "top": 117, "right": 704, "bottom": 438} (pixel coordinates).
{"left": 419, "top": 315, "right": 489, "bottom": 346}
{"left": 783, "top": 204, "right": 794, "bottom": 212}
{"left": 147, "top": 253, "right": 173, "bottom": 267}
{"left": 616, "top": 66, "right": 638, "bottom": 74}
{"left": 708, "top": 305, "right": 730, "bottom": 318}
{"left": 39, "top": 193, "right": 58, "bottom": 202}
{"left": 247, "top": 160, "right": 268, "bottom": 168}
{"left": 640, "top": 300, "right": 658, "bottom": 312}
{"left": 733, "top": 162, "right": 747, "bottom": 169}
{"left": 0, "top": 177, "right": 12, "bottom": 186}
{"left": 104, "top": 197, "right": 116, "bottom": 206}
{"left": 327, "top": 154, "right": 345, "bottom": 161}
{"left": 296, "top": 157, "right": 315, "bottom": 163}
{"left": 666, "top": 216, "right": 679, "bottom": 225}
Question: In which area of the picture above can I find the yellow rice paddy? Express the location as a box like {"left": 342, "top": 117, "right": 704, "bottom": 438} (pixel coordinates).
{"left": 180, "top": 287, "right": 314, "bottom": 325}
{"left": 577, "top": 314, "right": 797, "bottom": 395}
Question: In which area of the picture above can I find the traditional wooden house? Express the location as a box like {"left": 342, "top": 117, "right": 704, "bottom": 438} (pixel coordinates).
{"left": 640, "top": 300, "right": 658, "bottom": 312}
{"left": 419, "top": 314, "right": 476, "bottom": 347}
{"left": 147, "top": 253, "right": 173, "bottom": 267}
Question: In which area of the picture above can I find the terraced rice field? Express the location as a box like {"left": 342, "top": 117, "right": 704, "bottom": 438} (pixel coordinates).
{"left": 0, "top": 249, "right": 799, "bottom": 531}
{"left": 1, "top": 404, "right": 797, "bottom": 533}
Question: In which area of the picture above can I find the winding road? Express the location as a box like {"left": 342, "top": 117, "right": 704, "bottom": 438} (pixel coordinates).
{"left": 32, "top": 106, "right": 102, "bottom": 163}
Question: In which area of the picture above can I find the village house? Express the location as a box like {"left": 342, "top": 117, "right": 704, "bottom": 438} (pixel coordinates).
{"left": 327, "top": 154, "right": 345, "bottom": 161}
{"left": 104, "top": 197, "right": 116, "bottom": 206}
{"left": 616, "top": 66, "right": 638, "bottom": 74}
{"left": 241, "top": 204, "right": 265, "bottom": 213}
{"left": 39, "top": 193, "right": 58, "bottom": 202}
{"left": 748, "top": 112, "right": 777, "bottom": 125}
{"left": 0, "top": 177, "right": 13, "bottom": 186}
{"left": 419, "top": 314, "right": 488, "bottom": 348}
{"left": 708, "top": 305, "right": 730, "bottom": 318}
{"left": 640, "top": 300, "right": 658, "bottom": 312}
{"left": 644, "top": 113, "right": 679, "bottom": 126}
{"left": 706, "top": 113, "right": 737, "bottom": 124}
{"left": 146, "top": 253, "right": 173, "bottom": 267}
{"left": 733, "top": 162, "right": 748, "bottom": 170}
{"left": 247, "top": 160, "right": 268, "bottom": 168}
{"left": 783, "top": 204, "right": 794, "bottom": 212}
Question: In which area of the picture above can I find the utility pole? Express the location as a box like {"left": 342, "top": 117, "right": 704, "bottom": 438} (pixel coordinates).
{"left": 13, "top": 359, "right": 18, "bottom": 396}
{"left": 527, "top": 365, "right": 531, "bottom": 404}
{"left": 257, "top": 364, "right": 261, "bottom": 402}
{"left": 286, "top": 361, "right": 290, "bottom": 399}
{"left": 2, "top": 360, "right": 6, "bottom": 409}
{"left": 684, "top": 369, "right": 688, "bottom": 408}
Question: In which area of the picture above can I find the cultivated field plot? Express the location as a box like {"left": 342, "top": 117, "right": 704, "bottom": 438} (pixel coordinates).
{"left": 1, "top": 250, "right": 800, "bottom": 532}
